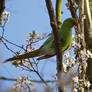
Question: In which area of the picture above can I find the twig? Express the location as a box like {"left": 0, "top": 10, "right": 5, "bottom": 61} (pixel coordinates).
{"left": 18, "top": 65, "right": 34, "bottom": 72}
{"left": 28, "top": 59, "right": 48, "bottom": 86}
{"left": 67, "top": 0, "right": 80, "bottom": 34}
{"left": 3, "top": 37, "right": 25, "bottom": 50}
{"left": 19, "top": 63, "right": 49, "bottom": 86}
{"left": 0, "top": 76, "right": 16, "bottom": 81}
{"left": 1, "top": 39, "right": 17, "bottom": 55}
{"left": 68, "top": 0, "right": 77, "bottom": 18}
{"left": 29, "top": 33, "right": 50, "bottom": 44}
{"left": 0, "top": 76, "right": 56, "bottom": 83}
{"left": 18, "top": 58, "right": 48, "bottom": 86}
{"left": 1, "top": 21, "right": 7, "bottom": 37}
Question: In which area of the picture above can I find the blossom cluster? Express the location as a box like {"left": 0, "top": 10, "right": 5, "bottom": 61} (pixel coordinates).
{"left": 12, "top": 76, "right": 37, "bottom": 92}
{"left": 2, "top": 11, "right": 10, "bottom": 21}
{"left": 61, "top": 34, "right": 92, "bottom": 91}
{"left": 25, "top": 30, "right": 47, "bottom": 52}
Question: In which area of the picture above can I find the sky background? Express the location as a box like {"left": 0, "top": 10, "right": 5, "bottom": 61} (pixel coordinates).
{"left": 0, "top": 0, "right": 72, "bottom": 91}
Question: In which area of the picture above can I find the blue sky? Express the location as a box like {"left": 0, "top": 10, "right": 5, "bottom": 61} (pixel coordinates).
{"left": 0, "top": 0, "right": 72, "bottom": 91}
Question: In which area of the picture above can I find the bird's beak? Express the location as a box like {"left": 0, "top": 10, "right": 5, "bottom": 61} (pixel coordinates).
{"left": 73, "top": 20, "right": 77, "bottom": 26}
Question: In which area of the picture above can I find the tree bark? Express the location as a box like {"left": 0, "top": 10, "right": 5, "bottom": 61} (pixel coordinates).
{"left": 0, "top": 0, "right": 5, "bottom": 25}
{"left": 45, "top": 0, "right": 63, "bottom": 92}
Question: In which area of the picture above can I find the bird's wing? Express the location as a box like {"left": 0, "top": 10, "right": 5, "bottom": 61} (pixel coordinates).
{"left": 40, "top": 33, "right": 54, "bottom": 49}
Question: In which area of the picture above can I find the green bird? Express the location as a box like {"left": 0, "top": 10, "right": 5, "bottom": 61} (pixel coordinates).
{"left": 3, "top": 18, "right": 77, "bottom": 63}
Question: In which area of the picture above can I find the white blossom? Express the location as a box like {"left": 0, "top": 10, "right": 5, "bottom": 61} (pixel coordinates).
{"left": 73, "top": 88, "right": 78, "bottom": 92}
{"left": 63, "top": 63, "right": 67, "bottom": 72}
{"left": 84, "top": 81, "right": 91, "bottom": 88}
{"left": 72, "top": 76, "right": 78, "bottom": 83}
{"left": 2, "top": 11, "right": 10, "bottom": 21}
{"left": 87, "top": 50, "right": 92, "bottom": 58}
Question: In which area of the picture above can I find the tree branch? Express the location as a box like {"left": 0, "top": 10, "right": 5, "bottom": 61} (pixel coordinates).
{"left": 0, "top": 76, "right": 56, "bottom": 83}
{"left": 45, "top": 0, "right": 63, "bottom": 92}
{"left": 67, "top": 0, "right": 80, "bottom": 34}
{"left": 56, "top": 0, "right": 62, "bottom": 29}
{"left": 84, "top": 0, "right": 92, "bottom": 50}
{"left": 0, "top": 0, "right": 5, "bottom": 25}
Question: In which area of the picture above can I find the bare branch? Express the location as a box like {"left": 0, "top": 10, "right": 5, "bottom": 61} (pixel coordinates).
{"left": 0, "top": 76, "right": 56, "bottom": 83}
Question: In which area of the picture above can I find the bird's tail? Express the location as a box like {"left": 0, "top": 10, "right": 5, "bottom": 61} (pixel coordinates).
{"left": 3, "top": 49, "right": 40, "bottom": 63}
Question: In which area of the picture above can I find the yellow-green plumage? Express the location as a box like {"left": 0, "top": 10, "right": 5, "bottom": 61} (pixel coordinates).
{"left": 4, "top": 18, "right": 76, "bottom": 63}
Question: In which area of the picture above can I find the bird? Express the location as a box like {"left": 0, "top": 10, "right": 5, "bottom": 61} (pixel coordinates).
{"left": 3, "top": 18, "right": 77, "bottom": 63}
